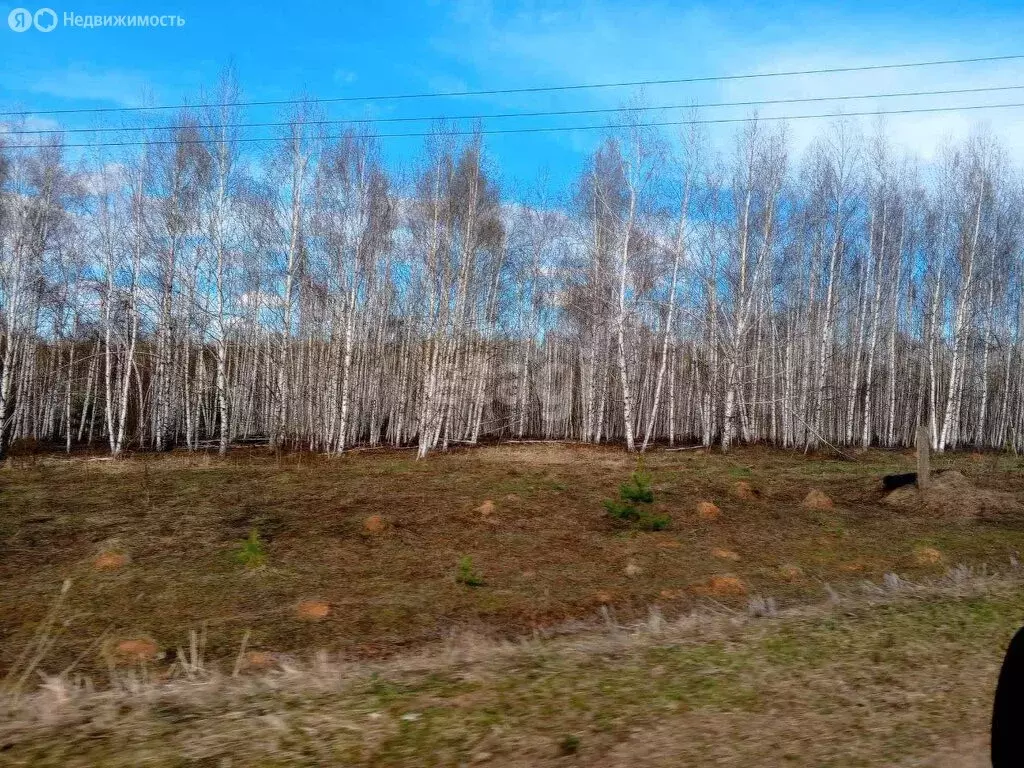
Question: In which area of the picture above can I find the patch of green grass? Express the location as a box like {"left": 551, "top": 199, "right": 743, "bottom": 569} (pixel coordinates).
{"left": 233, "top": 528, "right": 267, "bottom": 569}
{"left": 456, "top": 556, "right": 484, "bottom": 587}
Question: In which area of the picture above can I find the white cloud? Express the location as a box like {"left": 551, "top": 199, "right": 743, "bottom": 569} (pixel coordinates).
{"left": 0, "top": 65, "right": 154, "bottom": 108}
{"left": 426, "top": 0, "right": 1024, "bottom": 166}
{"left": 716, "top": 46, "right": 1024, "bottom": 163}
{"left": 0, "top": 115, "right": 63, "bottom": 136}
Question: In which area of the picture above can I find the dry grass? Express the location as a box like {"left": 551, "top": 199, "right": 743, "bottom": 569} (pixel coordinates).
{"left": 884, "top": 468, "right": 1024, "bottom": 519}
{"left": 801, "top": 488, "right": 834, "bottom": 510}
{"left": 1, "top": 572, "right": 1020, "bottom": 766}
{"left": 1, "top": 443, "right": 1023, "bottom": 687}
{"left": 693, "top": 574, "right": 748, "bottom": 596}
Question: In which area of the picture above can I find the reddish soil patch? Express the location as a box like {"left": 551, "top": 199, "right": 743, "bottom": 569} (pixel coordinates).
{"left": 94, "top": 552, "right": 128, "bottom": 570}
{"left": 732, "top": 482, "right": 761, "bottom": 501}
{"left": 711, "top": 548, "right": 740, "bottom": 561}
{"left": 296, "top": 600, "right": 331, "bottom": 621}
{"left": 693, "top": 575, "right": 747, "bottom": 597}
{"left": 659, "top": 588, "right": 684, "bottom": 600}
{"left": 801, "top": 489, "right": 834, "bottom": 510}
{"left": 696, "top": 501, "right": 721, "bottom": 520}
{"left": 114, "top": 639, "right": 159, "bottom": 661}
{"left": 656, "top": 538, "right": 683, "bottom": 550}
{"left": 363, "top": 515, "right": 387, "bottom": 533}
{"left": 243, "top": 651, "right": 278, "bottom": 670}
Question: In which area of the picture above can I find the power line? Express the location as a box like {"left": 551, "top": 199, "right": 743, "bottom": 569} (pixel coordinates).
{"left": 5, "top": 84, "right": 1024, "bottom": 136}
{"left": 2, "top": 53, "right": 1022, "bottom": 118}
{"left": 5, "top": 101, "right": 1024, "bottom": 150}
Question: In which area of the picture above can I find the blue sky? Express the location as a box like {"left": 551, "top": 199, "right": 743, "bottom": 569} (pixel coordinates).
{"left": 2, "top": 0, "right": 1024, "bottom": 193}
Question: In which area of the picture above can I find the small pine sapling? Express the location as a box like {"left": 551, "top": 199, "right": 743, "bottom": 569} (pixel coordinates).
{"left": 456, "top": 555, "right": 484, "bottom": 586}
{"left": 558, "top": 734, "right": 581, "bottom": 756}
{"left": 235, "top": 528, "right": 267, "bottom": 569}
{"left": 603, "top": 459, "right": 671, "bottom": 531}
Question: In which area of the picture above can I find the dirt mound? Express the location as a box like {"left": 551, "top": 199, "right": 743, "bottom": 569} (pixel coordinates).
{"left": 363, "top": 515, "right": 387, "bottom": 533}
{"left": 242, "top": 651, "right": 278, "bottom": 670}
{"left": 114, "top": 639, "right": 159, "bottom": 661}
{"left": 883, "top": 470, "right": 1023, "bottom": 519}
{"left": 693, "top": 575, "right": 747, "bottom": 597}
{"left": 779, "top": 564, "right": 803, "bottom": 581}
{"left": 94, "top": 552, "right": 128, "bottom": 570}
{"left": 476, "top": 500, "right": 500, "bottom": 525}
{"left": 932, "top": 470, "right": 972, "bottom": 489}
{"left": 801, "top": 489, "right": 833, "bottom": 510}
{"left": 296, "top": 600, "right": 330, "bottom": 621}
{"left": 696, "top": 501, "right": 721, "bottom": 520}
{"left": 732, "top": 481, "right": 761, "bottom": 501}
{"left": 914, "top": 546, "right": 944, "bottom": 565}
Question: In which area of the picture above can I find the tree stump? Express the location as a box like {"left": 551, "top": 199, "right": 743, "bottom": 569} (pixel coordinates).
{"left": 917, "top": 425, "right": 930, "bottom": 490}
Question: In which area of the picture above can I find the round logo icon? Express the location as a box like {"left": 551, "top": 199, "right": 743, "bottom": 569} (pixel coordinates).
{"left": 7, "top": 7, "right": 33, "bottom": 32}
{"left": 34, "top": 8, "right": 58, "bottom": 32}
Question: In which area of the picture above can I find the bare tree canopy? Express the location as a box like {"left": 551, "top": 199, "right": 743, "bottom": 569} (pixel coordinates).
{"left": 2, "top": 96, "right": 1023, "bottom": 458}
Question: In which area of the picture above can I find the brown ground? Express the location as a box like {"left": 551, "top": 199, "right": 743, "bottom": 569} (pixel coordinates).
{"left": 1, "top": 444, "right": 1023, "bottom": 681}
{"left": 2, "top": 578, "right": 1021, "bottom": 767}
{"left": 884, "top": 467, "right": 1024, "bottom": 519}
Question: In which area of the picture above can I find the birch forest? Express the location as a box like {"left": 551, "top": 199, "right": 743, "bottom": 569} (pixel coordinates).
{"left": 2, "top": 82, "right": 1023, "bottom": 459}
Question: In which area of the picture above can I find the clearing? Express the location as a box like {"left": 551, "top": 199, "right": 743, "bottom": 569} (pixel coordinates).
{"left": 1, "top": 444, "right": 1023, "bottom": 765}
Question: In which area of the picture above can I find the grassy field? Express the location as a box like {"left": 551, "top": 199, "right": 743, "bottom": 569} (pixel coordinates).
{"left": 1, "top": 577, "right": 1020, "bottom": 766}
{"left": 1, "top": 443, "right": 1023, "bottom": 764}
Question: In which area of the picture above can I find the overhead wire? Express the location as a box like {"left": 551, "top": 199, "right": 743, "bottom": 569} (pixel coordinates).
{"left": 4, "top": 101, "right": 1024, "bottom": 150}
{"left": 1, "top": 52, "right": 1021, "bottom": 117}
{"left": 4, "top": 83, "right": 1024, "bottom": 136}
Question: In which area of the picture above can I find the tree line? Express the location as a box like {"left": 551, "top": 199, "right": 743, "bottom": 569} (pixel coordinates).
{"left": 1, "top": 77, "right": 1022, "bottom": 458}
